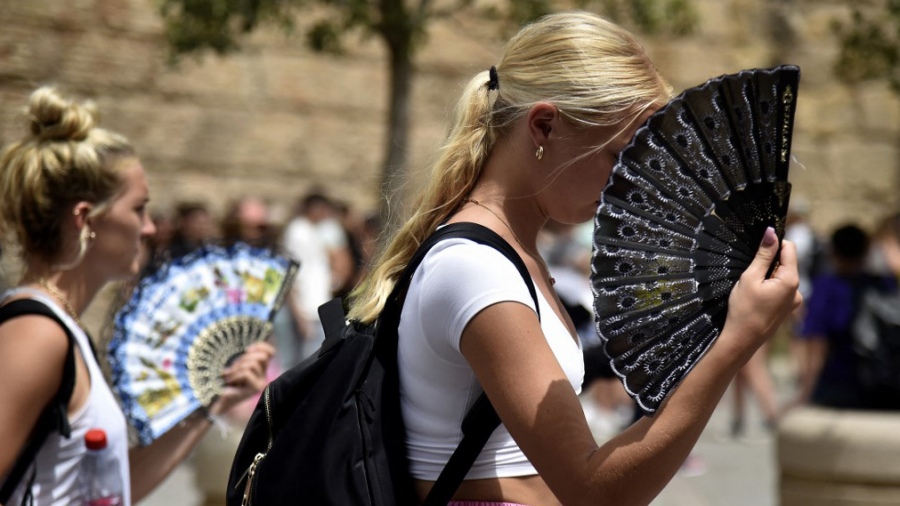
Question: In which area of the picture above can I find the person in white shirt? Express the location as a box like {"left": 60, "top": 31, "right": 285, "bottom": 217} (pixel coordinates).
{"left": 280, "top": 192, "right": 352, "bottom": 364}
{"left": 348, "top": 12, "right": 802, "bottom": 505}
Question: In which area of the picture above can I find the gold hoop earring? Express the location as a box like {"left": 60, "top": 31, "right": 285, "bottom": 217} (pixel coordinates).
{"left": 535, "top": 145, "right": 544, "bottom": 160}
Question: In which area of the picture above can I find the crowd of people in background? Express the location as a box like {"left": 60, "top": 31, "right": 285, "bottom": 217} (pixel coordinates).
{"left": 1, "top": 170, "right": 896, "bottom": 433}
{"left": 134, "top": 191, "right": 383, "bottom": 374}
{"left": 6, "top": 184, "right": 894, "bottom": 430}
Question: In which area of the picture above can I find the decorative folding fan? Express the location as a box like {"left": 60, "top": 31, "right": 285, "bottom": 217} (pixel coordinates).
{"left": 592, "top": 66, "right": 799, "bottom": 415}
{"left": 108, "top": 243, "right": 298, "bottom": 445}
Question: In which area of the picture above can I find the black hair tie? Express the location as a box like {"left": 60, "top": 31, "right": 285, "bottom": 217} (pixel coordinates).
{"left": 488, "top": 66, "right": 499, "bottom": 91}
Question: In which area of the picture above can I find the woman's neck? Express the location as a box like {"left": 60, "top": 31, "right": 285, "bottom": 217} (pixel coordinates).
{"left": 466, "top": 185, "right": 547, "bottom": 252}
{"left": 21, "top": 264, "right": 103, "bottom": 319}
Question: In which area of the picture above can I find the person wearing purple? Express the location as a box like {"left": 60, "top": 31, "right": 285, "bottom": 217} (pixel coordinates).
{"left": 801, "top": 224, "right": 896, "bottom": 408}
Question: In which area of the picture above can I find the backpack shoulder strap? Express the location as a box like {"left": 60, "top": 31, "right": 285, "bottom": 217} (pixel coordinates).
{"left": 401, "top": 223, "right": 541, "bottom": 506}
{"left": 0, "top": 299, "right": 78, "bottom": 504}
{"left": 383, "top": 222, "right": 540, "bottom": 322}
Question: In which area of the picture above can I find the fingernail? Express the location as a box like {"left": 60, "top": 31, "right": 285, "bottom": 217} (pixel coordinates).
{"left": 762, "top": 227, "right": 777, "bottom": 247}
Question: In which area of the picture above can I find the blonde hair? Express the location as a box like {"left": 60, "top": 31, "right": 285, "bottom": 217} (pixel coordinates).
{"left": 348, "top": 11, "right": 672, "bottom": 323}
{"left": 0, "top": 86, "right": 135, "bottom": 265}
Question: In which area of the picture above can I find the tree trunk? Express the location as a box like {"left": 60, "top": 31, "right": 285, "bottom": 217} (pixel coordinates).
{"left": 377, "top": 0, "right": 415, "bottom": 236}
{"left": 379, "top": 44, "right": 414, "bottom": 235}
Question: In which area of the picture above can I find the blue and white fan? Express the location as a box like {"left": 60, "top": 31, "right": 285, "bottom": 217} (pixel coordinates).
{"left": 108, "top": 243, "right": 298, "bottom": 445}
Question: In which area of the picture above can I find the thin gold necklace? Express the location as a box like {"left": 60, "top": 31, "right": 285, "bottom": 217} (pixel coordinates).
{"left": 37, "top": 278, "right": 85, "bottom": 329}
{"left": 462, "top": 198, "right": 556, "bottom": 285}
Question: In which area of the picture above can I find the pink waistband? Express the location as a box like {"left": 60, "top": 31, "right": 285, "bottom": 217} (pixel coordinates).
{"left": 447, "top": 502, "right": 528, "bottom": 506}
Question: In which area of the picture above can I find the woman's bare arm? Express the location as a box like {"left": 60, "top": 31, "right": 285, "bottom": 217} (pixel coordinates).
{"left": 461, "top": 233, "right": 801, "bottom": 506}
{"left": 0, "top": 317, "right": 70, "bottom": 476}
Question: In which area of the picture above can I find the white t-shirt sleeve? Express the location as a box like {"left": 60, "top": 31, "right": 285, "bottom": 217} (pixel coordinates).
{"left": 413, "top": 239, "right": 537, "bottom": 354}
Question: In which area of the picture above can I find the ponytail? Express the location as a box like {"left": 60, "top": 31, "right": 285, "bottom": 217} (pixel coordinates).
{"left": 348, "top": 71, "right": 500, "bottom": 322}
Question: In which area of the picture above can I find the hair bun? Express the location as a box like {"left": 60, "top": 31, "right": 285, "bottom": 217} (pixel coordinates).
{"left": 27, "top": 86, "right": 97, "bottom": 142}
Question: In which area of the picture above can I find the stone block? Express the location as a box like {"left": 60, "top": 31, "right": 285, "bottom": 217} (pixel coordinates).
{"left": 155, "top": 54, "right": 263, "bottom": 106}
{"left": 96, "top": 0, "right": 165, "bottom": 35}
{"left": 854, "top": 84, "right": 900, "bottom": 136}
{"left": 258, "top": 51, "right": 386, "bottom": 114}
{"left": 417, "top": 19, "right": 501, "bottom": 74}
{"left": 692, "top": 0, "right": 740, "bottom": 41}
{"left": 0, "top": 23, "right": 69, "bottom": 82}
{"left": 57, "top": 31, "right": 163, "bottom": 90}
{"left": 794, "top": 88, "right": 860, "bottom": 137}
{"left": 779, "top": 407, "right": 900, "bottom": 506}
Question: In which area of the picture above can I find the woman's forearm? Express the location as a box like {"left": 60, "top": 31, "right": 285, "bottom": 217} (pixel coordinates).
{"left": 585, "top": 335, "right": 745, "bottom": 506}
{"left": 128, "top": 411, "right": 213, "bottom": 503}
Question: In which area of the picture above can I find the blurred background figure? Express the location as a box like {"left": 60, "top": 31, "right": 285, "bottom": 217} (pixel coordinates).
{"left": 729, "top": 347, "right": 780, "bottom": 440}
{"left": 782, "top": 200, "right": 826, "bottom": 414}
{"left": 726, "top": 203, "right": 822, "bottom": 437}
{"left": 785, "top": 199, "right": 824, "bottom": 301}
{"left": 333, "top": 201, "right": 365, "bottom": 299}
{"left": 167, "top": 201, "right": 216, "bottom": 258}
{"left": 276, "top": 191, "right": 349, "bottom": 369}
{"left": 137, "top": 210, "right": 175, "bottom": 275}
{"left": 356, "top": 211, "right": 384, "bottom": 286}
{"left": 796, "top": 224, "right": 873, "bottom": 408}
{"left": 220, "top": 197, "right": 275, "bottom": 249}
{"left": 868, "top": 212, "right": 900, "bottom": 279}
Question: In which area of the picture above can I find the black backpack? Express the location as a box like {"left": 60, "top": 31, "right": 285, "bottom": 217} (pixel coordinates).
{"left": 852, "top": 277, "right": 900, "bottom": 410}
{"left": 0, "top": 299, "right": 79, "bottom": 505}
{"left": 226, "top": 222, "right": 540, "bottom": 506}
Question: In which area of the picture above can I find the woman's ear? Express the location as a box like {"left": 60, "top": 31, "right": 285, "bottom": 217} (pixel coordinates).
{"left": 526, "top": 102, "right": 558, "bottom": 149}
{"left": 71, "top": 202, "right": 93, "bottom": 230}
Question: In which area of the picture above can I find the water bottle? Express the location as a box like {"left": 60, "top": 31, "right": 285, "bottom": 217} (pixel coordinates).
{"left": 79, "top": 428, "right": 125, "bottom": 506}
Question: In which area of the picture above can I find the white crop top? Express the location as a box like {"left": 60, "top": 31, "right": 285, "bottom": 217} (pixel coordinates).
{"left": 398, "top": 239, "right": 584, "bottom": 480}
{"left": 3, "top": 289, "right": 132, "bottom": 506}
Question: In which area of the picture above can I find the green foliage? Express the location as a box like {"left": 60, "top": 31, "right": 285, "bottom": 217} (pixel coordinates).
{"left": 308, "top": 20, "right": 344, "bottom": 54}
{"left": 833, "top": 0, "right": 900, "bottom": 93}
{"left": 159, "top": 0, "right": 295, "bottom": 61}
{"left": 589, "top": 0, "right": 698, "bottom": 36}
{"left": 160, "top": 0, "right": 696, "bottom": 63}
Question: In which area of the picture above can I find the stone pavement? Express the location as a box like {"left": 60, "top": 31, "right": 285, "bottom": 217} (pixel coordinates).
{"left": 139, "top": 363, "right": 792, "bottom": 506}
{"left": 651, "top": 395, "right": 779, "bottom": 506}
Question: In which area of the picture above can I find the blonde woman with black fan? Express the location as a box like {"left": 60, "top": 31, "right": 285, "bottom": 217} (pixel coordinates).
{"left": 348, "top": 11, "right": 802, "bottom": 506}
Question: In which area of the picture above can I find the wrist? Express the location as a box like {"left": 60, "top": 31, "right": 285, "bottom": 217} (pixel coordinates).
{"left": 193, "top": 407, "right": 232, "bottom": 439}
{"left": 697, "top": 328, "right": 749, "bottom": 377}
{"left": 193, "top": 406, "right": 224, "bottom": 425}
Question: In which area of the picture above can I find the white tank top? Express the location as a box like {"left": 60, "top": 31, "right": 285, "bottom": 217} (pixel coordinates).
{"left": 3, "top": 289, "right": 131, "bottom": 506}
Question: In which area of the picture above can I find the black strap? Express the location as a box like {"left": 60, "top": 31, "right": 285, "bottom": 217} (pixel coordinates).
{"left": 0, "top": 299, "right": 78, "bottom": 505}
{"left": 379, "top": 223, "right": 541, "bottom": 506}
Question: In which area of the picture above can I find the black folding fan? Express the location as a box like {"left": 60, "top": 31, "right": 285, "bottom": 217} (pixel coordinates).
{"left": 591, "top": 65, "right": 799, "bottom": 415}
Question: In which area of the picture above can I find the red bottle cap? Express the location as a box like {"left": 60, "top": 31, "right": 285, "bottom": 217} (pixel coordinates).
{"left": 84, "top": 429, "right": 108, "bottom": 450}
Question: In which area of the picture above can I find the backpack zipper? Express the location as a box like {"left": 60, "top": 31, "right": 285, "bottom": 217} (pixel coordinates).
{"left": 263, "top": 386, "right": 274, "bottom": 451}
{"left": 240, "top": 453, "right": 265, "bottom": 506}
{"left": 235, "top": 386, "right": 275, "bottom": 506}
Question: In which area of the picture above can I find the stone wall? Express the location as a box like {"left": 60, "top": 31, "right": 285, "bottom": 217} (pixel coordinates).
{"left": 779, "top": 407, "right": 900, "bottom": 506}
{"left": 0, "top": 0, "right": 897, "bottom": 233}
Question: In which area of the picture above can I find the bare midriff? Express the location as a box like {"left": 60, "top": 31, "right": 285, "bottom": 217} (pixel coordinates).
{"left": 415, "top": 475, "right": 561, "bottom": 506}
